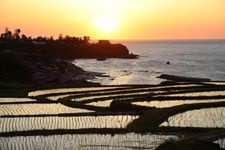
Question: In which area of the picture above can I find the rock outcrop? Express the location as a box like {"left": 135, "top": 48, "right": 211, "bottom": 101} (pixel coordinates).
{"left": 32, "top": 59, "right": 95, "bottom": 84}
{"left": 0, "top": 52, "right": 97, "bottom": 85}
{"left": 158, "top": 74, "right": 211, "bottom": 83}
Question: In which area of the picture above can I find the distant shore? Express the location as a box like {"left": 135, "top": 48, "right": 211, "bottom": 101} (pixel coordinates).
{"left": 0, "top": 29, "right": 139, "bottom": 85}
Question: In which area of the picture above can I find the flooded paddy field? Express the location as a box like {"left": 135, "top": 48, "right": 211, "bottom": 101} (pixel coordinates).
{"left": 1, "top": 82, "right": 225, "bottom": 149}
{"left": 161, "top": 107, "right": 225, "bottom": 128}
{"left": 0, "top": 134, "right": 176, "bottom": 150}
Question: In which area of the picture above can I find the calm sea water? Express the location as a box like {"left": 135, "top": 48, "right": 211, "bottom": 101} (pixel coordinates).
{"left": 74, "top": 40, "right": 225, "bottom": 85}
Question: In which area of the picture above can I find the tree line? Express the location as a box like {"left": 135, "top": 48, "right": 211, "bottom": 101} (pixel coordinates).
{"left": 0, "top": 27, "right": 90, "bottom": 44}
{"left": 0, "top": 28, "right": 136, "bottom": 59}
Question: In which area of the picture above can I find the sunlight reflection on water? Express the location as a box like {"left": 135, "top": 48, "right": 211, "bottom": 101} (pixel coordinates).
{"left": 75, "top": 40, "right": 225, "bottom": 85}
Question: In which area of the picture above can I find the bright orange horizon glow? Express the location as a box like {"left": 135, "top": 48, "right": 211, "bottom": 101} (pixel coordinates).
{"left": 0, "top": 0, "right": 225, "bottom": 40}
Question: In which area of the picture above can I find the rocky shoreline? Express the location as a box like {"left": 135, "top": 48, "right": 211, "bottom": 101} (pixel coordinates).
{"left": 0, "top": 52, "right": 101, "bottom": 86}
{"left": 32, "top": 59, "right": 94, "bottom": 84}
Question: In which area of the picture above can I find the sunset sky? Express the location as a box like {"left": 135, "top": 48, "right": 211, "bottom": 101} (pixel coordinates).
{"left": 1, "top": 0, "right": 225, "bottom": 40}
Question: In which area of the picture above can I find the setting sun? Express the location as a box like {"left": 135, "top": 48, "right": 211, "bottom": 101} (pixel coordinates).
{"left": 95, "top": 16, "right": 118, "bottom": 33}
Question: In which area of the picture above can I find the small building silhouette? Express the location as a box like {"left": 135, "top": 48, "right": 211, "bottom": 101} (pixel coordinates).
{"left": 98, "top": 40, "right": 110, "bottom": 45}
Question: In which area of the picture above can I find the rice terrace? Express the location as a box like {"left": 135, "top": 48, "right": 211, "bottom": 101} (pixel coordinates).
{"left": 1, "top": 81, "right": 225, "bottom": 149}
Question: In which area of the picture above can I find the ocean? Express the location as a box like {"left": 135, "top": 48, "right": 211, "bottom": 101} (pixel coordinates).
{"left": 74, "top": 40, "right": 225, "bottom": 85}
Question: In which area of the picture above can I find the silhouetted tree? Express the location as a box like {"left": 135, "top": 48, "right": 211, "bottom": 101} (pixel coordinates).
{"left": 58, "top": 34, "right": 63, "bottom": 41}
{"left": 83, "top": 36, "right": 90, "bottom": 43}
{"left": 1, "top": 27, "right": 13, "bottom": 39}
{"left": 13, "top": 29, "right": 21, "bottom": 39}
{"left": 21, "top": 34, "right": 27, "bottom": 40}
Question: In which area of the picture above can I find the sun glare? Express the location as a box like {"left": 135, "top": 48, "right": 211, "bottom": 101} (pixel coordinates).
{"left": 95, "top": 16, "right": 118, "bottom": 33}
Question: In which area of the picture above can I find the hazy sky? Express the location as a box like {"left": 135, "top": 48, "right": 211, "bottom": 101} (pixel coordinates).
{"left": 1, "top": 0, "right": 225, "bottom": 40}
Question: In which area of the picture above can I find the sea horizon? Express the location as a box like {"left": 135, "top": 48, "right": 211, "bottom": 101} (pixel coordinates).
{"left": 94, "top": 38, "right": 225, "bottom": 43}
